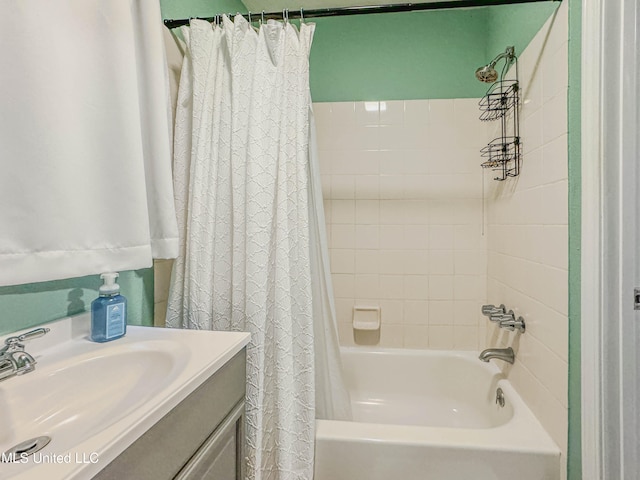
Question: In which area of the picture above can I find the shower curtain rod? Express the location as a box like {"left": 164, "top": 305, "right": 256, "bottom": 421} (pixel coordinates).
{"left": 164, "top": 0, "right": 559, "bottom": 28}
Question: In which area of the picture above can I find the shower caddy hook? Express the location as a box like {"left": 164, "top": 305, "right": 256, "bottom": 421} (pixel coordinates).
{"left": 476, "top": 46, "right": 521, "bottom": 181}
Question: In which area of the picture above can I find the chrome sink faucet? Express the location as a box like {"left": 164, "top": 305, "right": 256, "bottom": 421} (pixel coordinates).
{"left": 478, "top": 347, "right": 515, "bottom": 364}
{"left": 0, "top": 328, "right": 49, "bottom": 382}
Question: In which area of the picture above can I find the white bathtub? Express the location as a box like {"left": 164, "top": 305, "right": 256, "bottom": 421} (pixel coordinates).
{"left": 314, "top": 348, "right": 560, "bottom": 480}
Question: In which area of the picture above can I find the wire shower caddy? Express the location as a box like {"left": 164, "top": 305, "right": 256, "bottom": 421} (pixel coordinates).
{"left": 479, "top": 70, "right": 521, "bottom": 181}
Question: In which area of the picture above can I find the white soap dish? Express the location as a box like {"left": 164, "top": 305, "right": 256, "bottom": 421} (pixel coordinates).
{"left": 352, "top": 306, "right": 381, "bottom": 331}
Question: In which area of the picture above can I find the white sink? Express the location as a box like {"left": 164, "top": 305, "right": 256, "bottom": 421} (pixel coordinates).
{"left": 0, "top": 314, "right": 250, "bottom": 480}
{"left": 1, "top": 343, "right": 184, "bottom": 450}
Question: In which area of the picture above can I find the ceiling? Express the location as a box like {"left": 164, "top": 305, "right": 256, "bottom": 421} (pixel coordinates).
{"left": 241, "top": 0, "right": 452, "bottom": 14}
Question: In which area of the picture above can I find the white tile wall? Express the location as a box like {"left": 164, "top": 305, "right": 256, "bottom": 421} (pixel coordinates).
{"left": 485, "top": 2, "right": 569, "bottom": 475}
{"left": 315, "top": 98, "right": 489, "bottom": 351}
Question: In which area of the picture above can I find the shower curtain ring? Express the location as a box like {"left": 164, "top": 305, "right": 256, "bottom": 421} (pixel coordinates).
{"left": 300, "top": 8, "right": 304, "bottom": 23}
{"left": 248, "top": 11, "right": 252, "bottom": 23}
{"left": 261, "top": 10, "right": 265, "bottom": 24}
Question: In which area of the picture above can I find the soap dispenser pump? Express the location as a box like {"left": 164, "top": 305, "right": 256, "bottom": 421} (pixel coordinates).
{"left": 91, "top": 272, "right": 127, "bottom": 342}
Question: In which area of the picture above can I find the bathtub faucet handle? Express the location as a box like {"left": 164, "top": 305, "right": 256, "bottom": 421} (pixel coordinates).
{"left": 488, "top": 309, "right": 514, "bottom": 323}
{"left": 481, "top": 304, "right": 506, "bottom": 317}
{"left": 499, "top": 316, "right": 526, "bottom": 334}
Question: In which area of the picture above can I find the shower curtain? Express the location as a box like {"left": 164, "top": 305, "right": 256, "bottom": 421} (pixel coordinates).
{"left": 166, "top": 15, "right": 350, "bottom": 480}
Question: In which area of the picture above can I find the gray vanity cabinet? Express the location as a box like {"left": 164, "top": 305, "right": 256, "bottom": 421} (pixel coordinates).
{"left": 175, "top": 400, "right": 244, "bottom": 480}
{"left": 94, "top": 349, "right": 246, "bottom": 480}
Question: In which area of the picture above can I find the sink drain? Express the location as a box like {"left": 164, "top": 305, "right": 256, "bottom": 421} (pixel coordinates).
{"left": 2, "top": 436, "right": 51, "bottom": 462}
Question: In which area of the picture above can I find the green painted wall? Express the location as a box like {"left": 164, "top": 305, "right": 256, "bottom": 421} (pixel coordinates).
{"left": 0, "top": 269, "right": 154, "bottom": 335}
{"left": 308, "top": 3, "right": 559, "bottom": 102}
{"left": 309, "top": 10, "right": 489, "bottom": 101}
{"left": 486, "top": 2, "right": 560, "bottom": 66}
{"left": 567, "top": 0, "right": 581, "bottom": 477}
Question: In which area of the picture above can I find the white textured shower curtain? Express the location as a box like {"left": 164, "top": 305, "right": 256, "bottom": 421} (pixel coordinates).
{"left": 166, "top": 15, "right": 349, "bottom": 480}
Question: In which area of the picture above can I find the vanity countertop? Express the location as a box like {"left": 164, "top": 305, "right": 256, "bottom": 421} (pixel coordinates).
{"left": 0, "top": 314, "right": 250, "bottom": 480}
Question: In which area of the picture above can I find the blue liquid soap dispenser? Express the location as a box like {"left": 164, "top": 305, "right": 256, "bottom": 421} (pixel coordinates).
{"left": 91, "top": 272, "right": 127, "bottom": 342}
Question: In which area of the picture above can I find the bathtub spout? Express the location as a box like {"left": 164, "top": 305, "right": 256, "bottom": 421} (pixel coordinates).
{"left": 478, "top": 347, "right": 515, "bottom": 364}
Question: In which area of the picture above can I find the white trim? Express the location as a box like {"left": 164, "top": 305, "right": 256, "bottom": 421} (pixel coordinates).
{"left": 616, "top": 0, "right": 640, "bottom": 475}
{"left": 580, "top": 0, "right": 603, "bottom": 475}
{"left": 582, "top": 0, "right": 640, "bottom": 477}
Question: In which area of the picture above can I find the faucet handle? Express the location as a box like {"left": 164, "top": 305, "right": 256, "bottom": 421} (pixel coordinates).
{"left": 499, "top": 316, "right": 526, "bottom": 333}
{"left": 15, "top": 328, "right": 49, "bottom": 343}
{"left": 481, "top": 304, "right": 506, "bottom": 317}
{"left": 2, "top": 328, "right": 50, "bottom": 353}
{"left": 490, "top": 309, "right": 515, "bottom": 323}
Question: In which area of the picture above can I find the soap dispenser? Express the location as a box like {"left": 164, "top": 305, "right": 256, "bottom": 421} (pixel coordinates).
{"left": 91, "top": 272, "right": 127, "bottom": 342}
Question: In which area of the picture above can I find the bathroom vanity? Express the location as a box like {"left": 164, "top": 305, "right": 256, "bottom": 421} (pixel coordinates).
{"left": 0, "top": 315, "right": 250, "bottom": 480}
{"left": 93, "top": 349, "right": 246, "bottom": 480}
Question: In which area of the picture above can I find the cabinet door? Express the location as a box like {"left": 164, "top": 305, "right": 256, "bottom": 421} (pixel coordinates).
{"left": 175, "top": 401, "right": 245, "bottom": 480}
